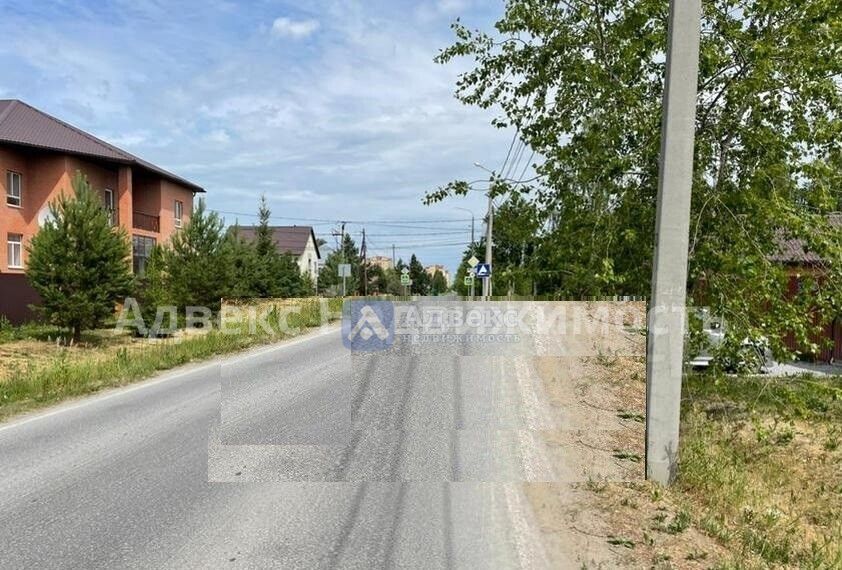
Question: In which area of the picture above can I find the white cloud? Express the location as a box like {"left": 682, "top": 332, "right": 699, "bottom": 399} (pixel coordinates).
{"left": 205, "top": 129, "right": 231, "bottom": 144}
{"left": 1, "top": 0, "right": 509, "bottom": 272}
{"left": 437, "top": 0, "right": 470, "bottom": 14}
{"left": 271, "top": 17, "right": 320, "bottom": 39}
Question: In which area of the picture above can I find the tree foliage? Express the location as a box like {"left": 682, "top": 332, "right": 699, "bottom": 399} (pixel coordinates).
{"left": 233, "top": 195, "right": 309, "bottom": 299}
{"left": 319, "top": 234, "right": 361, "bottom": 295}
{"left": 133, "top": 197, "right": 310, "bottom": 332}
{"left": 408, "top": 254, "right": 430, "bottom": 296}
{"left": 163, "top": 199, "right": 234, "bottom": 313}
{"left": 432, "top": 0, "right": 842, "bottom": 357}
{"left": 429, "top": 270, "right": 449, "bottom": 295}
{"left": 26, "top": 172, "right": 133, "bottom": 342}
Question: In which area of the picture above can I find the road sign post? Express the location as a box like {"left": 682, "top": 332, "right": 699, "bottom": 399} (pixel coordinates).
{"left": 400, "top": 267, "right": 410, "bottom": 296}
{"left": 338, "top": 264, "right": 352, "bottom": 297}
{"left": 467, "top": 256, "right": 479, "bottom": 300}
{"left": 464, "top": 271, "right": 476, "bottom": 300}
{"left": 645, "top": 0, "right": 703, "bottom": 486}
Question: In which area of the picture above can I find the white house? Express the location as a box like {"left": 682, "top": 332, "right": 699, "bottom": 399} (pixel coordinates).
{"left": 236, "top": 225, "right": 321, "bottom": 283}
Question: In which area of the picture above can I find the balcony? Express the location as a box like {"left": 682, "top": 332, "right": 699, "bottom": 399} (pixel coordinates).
{"left": 132, "top": 211, "right": 160, "bottom": 233}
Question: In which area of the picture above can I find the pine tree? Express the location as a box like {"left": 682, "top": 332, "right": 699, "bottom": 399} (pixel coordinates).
{"left": 247, "top": 195, "right": 307, "bottom": 298}
{"left": 164, "top": 199, "right": 233, "bottom": 313}
{"left": 226, "top": 224, "right": 259, "bottom": 299}
{"left": 133, "top": 245, "right": 174, "bottom": 335}
{"left": 26, "top": 171, "right": 133, "bottom": 342}
{"left": 408, "top": 254, "right": 429, "bottom": 296}
{"left": 429, "top": 270, "right": 448, "bottom": 296}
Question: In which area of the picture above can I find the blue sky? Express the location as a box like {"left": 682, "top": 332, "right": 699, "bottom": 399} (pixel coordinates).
{"left": 0, "top": 0, "right": 518, "bottom": 273}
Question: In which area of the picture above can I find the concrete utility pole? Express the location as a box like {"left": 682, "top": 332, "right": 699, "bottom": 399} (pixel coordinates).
{"left": 333, "top": 222, "right": 346, "bottom": 297}
{"left": 645, "top": 0, "right": 702, "bottom": 485}
{"left": 455, "top": 206, "right": 476, "bottom": 300}
{"left": 455, "top": 207, "right": 475, "bottom": 245}
{"left": 361, "top": 227, "right": 367, "bottom": 297}
{"left": 473, "top": 163, "right": 495, "bottom": 300}
{"left": 483, "top": 192, "right": 494, "bottom": 299}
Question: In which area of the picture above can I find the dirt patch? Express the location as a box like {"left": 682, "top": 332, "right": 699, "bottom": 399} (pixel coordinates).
{"left": 579, "top": 481, "right": 732, "bottom": 569}
{"left": 523, "top": 302, "right": 650, "bottom": 567}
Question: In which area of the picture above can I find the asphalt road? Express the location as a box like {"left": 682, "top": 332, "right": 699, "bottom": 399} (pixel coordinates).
{"left": 0, "top": 326, "right": 566, "bottom": 569}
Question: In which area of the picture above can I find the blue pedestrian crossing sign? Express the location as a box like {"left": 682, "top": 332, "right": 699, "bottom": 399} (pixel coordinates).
{"left": 475, "top": 263, "right": 491, "bottom": 278}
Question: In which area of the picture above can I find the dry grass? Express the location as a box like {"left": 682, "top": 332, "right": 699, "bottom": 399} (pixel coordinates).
{"left": 0, "top": 297, "right": 343, "bottom": 421}
{"left": 529, "top": 306, "right": 842, "bottom": 568}
{"left": 0, "top": 329, "right": 144, "bottom": 383}
{"left": 675, "top": 373, "right": 842, "bottom": 568}
{"left": 576, "top": 371, "right": 842, "bottom": 569}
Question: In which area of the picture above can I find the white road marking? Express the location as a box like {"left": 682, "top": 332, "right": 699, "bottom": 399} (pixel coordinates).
{"left": 503, "top": 483, "right": 553, "bottom": 569}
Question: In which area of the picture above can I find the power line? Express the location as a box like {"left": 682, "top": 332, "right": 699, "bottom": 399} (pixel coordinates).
{"left": 210, "top": 209, "right": 472, "bottom": 226}
{"left": 363, "top": 230, "right": 470, "bottom": 237}
{"left": 368, "top": 241, "right": 472, "bottom": 249}
{"left": 516, "top": 149, "right": 537, "bottom": 184}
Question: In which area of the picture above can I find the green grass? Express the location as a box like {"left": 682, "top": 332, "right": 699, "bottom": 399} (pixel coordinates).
{"left": 0, "top": 322, "right": 65, "bottom": 344}
{"left": 676, "top": 371, "right": 842, "bottom": 568}
{"left": 0, "top": 297, "right": 343, "bottom": 421}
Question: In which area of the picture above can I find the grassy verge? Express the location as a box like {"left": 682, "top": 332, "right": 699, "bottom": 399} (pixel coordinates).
{"left": 0, "top": 297, "right": 343, "bottom": 422}
{"left": 677, "top": 372, "right": 842, "bottom": 568}
{"left": 583, "top": 371, "right": 842, "bottom": 569}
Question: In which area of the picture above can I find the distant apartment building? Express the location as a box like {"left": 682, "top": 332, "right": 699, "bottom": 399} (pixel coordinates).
{"left": 368, "top": 255, "right": 393, "bottom": 271}
{"left": 234, "top": 226, "right": 321, "bottom": 283}
{"left": 0, "top": 99, "right": 203, "bottom": 323}
{"left": 425, "top": 264, "right": 451, "bottom": 286}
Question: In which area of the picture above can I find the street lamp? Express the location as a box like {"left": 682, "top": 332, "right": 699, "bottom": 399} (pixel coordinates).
{"left": 473, "top": 162, "right": 494, "bottom": 175}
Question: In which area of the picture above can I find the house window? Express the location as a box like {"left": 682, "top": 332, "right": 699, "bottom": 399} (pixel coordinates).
{"left": 6, "top": 171, "right": 22, "bottom": 207}
{"left": 7, "top": 233, "right": 23, "bottom": 269}
{"left": 104, "top": 188, "right": 116, "bottom": 227}
{"left": 174, "top": 200, "right": 183, "bottom": 228}
{"left": 132, "top": 235, "right": 156, "bottom": 275}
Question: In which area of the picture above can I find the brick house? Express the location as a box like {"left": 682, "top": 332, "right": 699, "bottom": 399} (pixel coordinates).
{"left": 0, "top": 99, "right": 204, "bottom": 323}
{"left": 771, "top": 213, "right": 842, "bottom": 362}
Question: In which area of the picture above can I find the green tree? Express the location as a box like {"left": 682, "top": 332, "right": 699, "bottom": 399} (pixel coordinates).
{"left": 164, "top": 199, "right": 233, "bottom": 313}
{"left": 408, "top": 254, "right": 429, "bottom": 295}
{"left": 133, "top": 244, "right": 173, "bottom": 334}
{"left": 319, "top": 234, "right": 361, "bottom": 295}
{"left": 430, "top": 0, "right": 842, "bottom": 357}
{"left": 225, "top": 224, "right": 260, "bottom": 299}
{"left": 453, "top": 243, "right": 484, "bottom": 297}
{"left": 364, "top": 263, "right": 389, "bottom": 295}
{"left": 429, "top": 270, "right": 448, "bottom": 295}
{"left": 247, "top": 195, "right": 307, "bottom": 298}
{"left": 26, "top": 172, "right": 133, "bottom": 342}
{"left": 384, "top": 260, "right": 407, "bottom": 295}
{"left": 488, "top": 194, "right": 541, "bottom": 296}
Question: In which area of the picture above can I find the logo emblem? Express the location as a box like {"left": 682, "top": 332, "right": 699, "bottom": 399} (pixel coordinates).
{"left": 343, "top": 301, "right": 395, "bottom": 351}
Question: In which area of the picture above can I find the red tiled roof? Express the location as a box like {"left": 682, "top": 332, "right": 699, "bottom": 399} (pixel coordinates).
{"left": 0, "top": 99, "right": 203, "bottom": 192}
{"left": 233, "top": 226, "right": 320, "bottom": 258}
{"left": 770, "top": 214, "right": 842, "bottom": 264}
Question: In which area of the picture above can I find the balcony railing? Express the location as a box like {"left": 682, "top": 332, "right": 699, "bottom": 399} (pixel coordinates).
{"left": 133, "top": 211, "right": 160, "bottom": 233}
